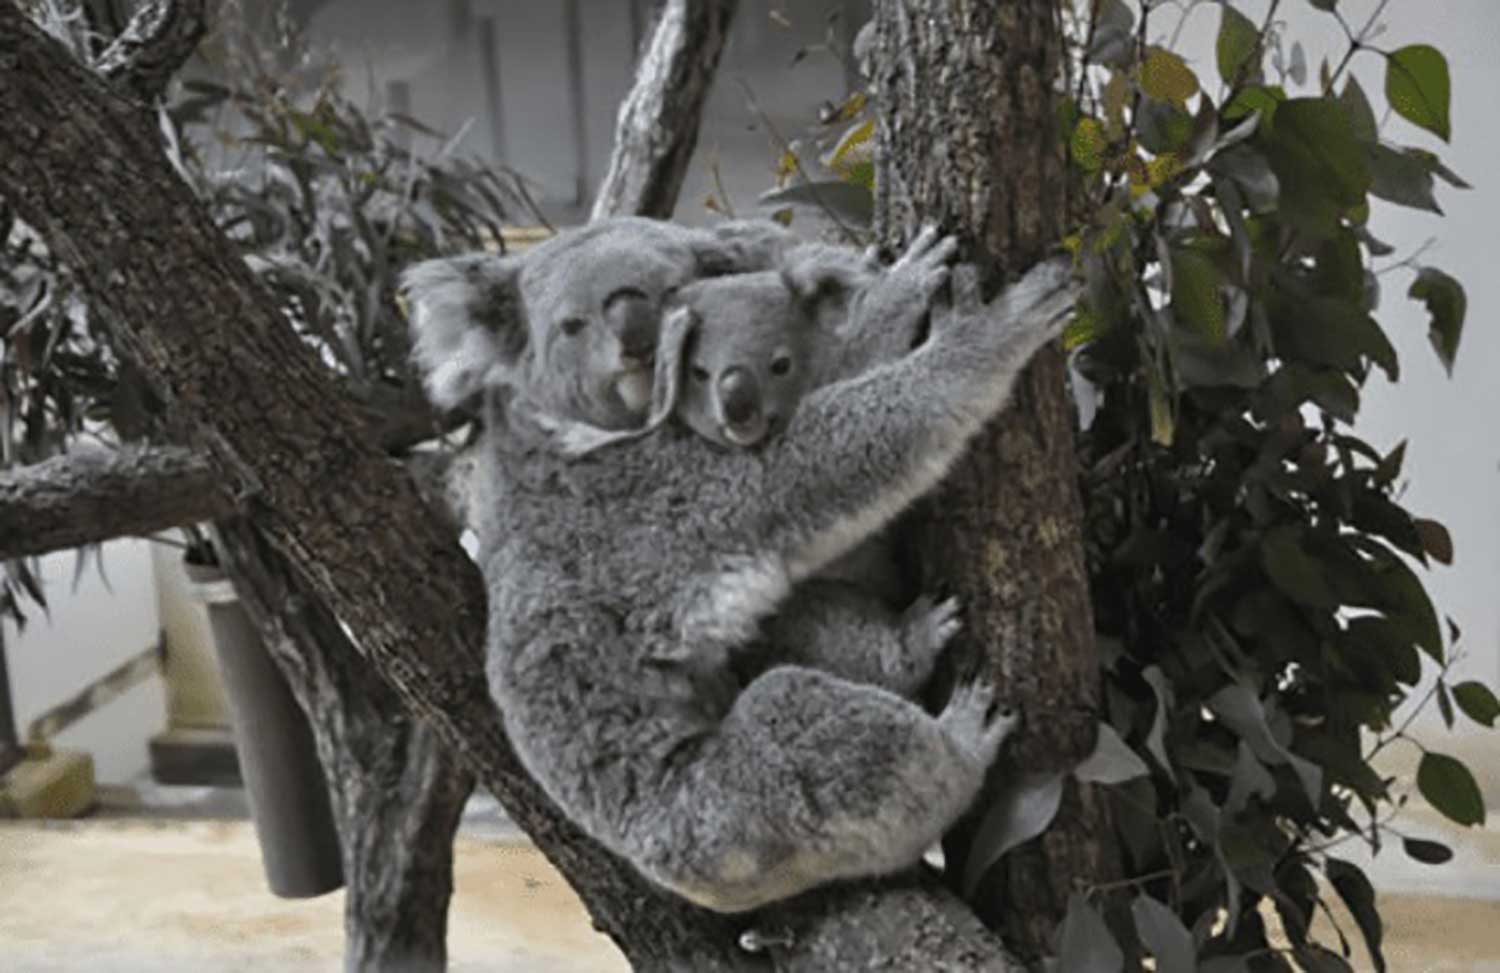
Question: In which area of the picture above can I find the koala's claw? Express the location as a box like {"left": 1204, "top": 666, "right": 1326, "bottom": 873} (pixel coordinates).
{"left": 941, "top": 678, "right": 1020, "bottom": 768}
{"left": 893, "top": 226, "right": 958, "bottom": 273}
{"left": 902, "top": 595, "right": 963, "bottom": 653}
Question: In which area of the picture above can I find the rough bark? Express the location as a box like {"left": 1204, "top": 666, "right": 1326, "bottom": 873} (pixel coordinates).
{"left": 0, "top": 5, "right": 1032, "bottom": 970}
{"left": 93, "top": 0, "right": 207, "bottom": 102}
{"left": 0, "top": 383, "right": 454, "bottom": 562}
{"left": 0, "top": 445, "right": 229, "bottom": 559}
{"left": 211, "top": 517, "right": 470, "bottom": 972}
{"left": 872, "top": 0, "right": 1118, "bottom": 959}
{"left": 590, "top": 0, "right": 739, "bottom": 220}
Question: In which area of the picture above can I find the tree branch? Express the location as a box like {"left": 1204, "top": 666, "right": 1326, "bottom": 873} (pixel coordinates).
{"left": 590, "top": 0, "right": 739, "bottom": 220}
{"left": 0, "top": 383, "right": 457, "bottom": 561}
{"left": 0, "top": 445, "right": 230, "bottom": 559}
{"left": 94, "top": 0, "right": 207, "bottom": 103}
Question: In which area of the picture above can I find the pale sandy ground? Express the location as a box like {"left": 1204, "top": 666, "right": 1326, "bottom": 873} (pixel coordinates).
{"left": 0, "top": 800, "right": 1495, "bottom": 971}
{"left": 0, "top": 819, "right": 628, "bottom": 972}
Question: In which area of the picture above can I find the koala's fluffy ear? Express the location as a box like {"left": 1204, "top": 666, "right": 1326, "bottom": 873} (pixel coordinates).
{"left": 686, "top": 219, "right": 797, "bottom": 276}
{"left": 540, "top": 305, "right": 698, "bottom": 459}
{"left": 400, "top": 253, "right": 526, "bottom": 410}
{"left": 778, "top": 242, "right": 878, "bottom": 315}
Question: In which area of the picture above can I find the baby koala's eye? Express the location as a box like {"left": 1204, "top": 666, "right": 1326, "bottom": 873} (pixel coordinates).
{"left": 690, "top": 365, "right": 710, "bottom": 383}
{"left": 560, "top": 317, "right": 587, "bottom": 337}
{"left": 769, "top": 354, "right": 793, "bottom": 377}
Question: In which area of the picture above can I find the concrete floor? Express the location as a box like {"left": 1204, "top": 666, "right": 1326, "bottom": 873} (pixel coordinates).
{"left": 0, "top": 784, "right": 1495, "bottom": 970}
{"left": 0, "top": 816, "right": 627, "bottom": 972}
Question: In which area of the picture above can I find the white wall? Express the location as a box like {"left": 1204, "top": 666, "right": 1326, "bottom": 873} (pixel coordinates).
{"left": 3, "top": 540, "right": 164, "bottom": 785}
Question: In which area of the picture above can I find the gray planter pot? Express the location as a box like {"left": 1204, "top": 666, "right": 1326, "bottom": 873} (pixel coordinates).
{"left": 184, "top": 558, "right": 344, "bottom": 898}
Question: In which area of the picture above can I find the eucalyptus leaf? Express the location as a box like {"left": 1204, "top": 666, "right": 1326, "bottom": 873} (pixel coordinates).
{"left": 757, "top": 180, "right": 873, "bottom": 227}
{"left": 1075, "top": 722, "right": 1151, "bottom": 785}
{"left": 1452, "top": 681, "right": 1500, "bottom": 728}
{"left": 1408, "top": 267, "right": 1466, "bottom": 376}
{"left": 1132, "top": 895, "right": 1196, "bottom": 973}
{"left": 1367, "top": 144, "right": 1443, "bottom": 213}
{"left": 963, "top": 772, "right": 1065, "bottom": 896}
{"left": 1216, "top": 5, "right": 1260, "bottom": 85}
{"left": 1385, "top": 45, "right": 1452, "bottom": 141}
{"left": 1327, "top": 858, "right": 1385, "bottom": 973}
{"left": 1059, "top": 893, "right": 1125, "bottom": 973}
{"left": 1088, "top": 0, "right": 1137, "bottom": 67}
{"left": 1340, "top": 76, "right": 1377, "bottom": 143}
{"left": 1263, "top": 97, "right": 1372, "bottom": 240}
{"left": 1401, "top": 837, "right": 1455, "bottom": 864}
{"left": 1141, "top": 47, "right": 1200, "bottom": 106}
{"left": 1142, "top": 666, "right": 1176, "bottom": 781}
{"left": 1416, "top": 752, "right": 1486, "bottom": 826}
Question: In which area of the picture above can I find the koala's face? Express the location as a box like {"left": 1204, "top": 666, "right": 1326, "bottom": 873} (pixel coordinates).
{"left": 675, "top": 273, "right": 816, "bottom": 449}
{"left": 519, "top": 230, "right": 698, "bottom": 431}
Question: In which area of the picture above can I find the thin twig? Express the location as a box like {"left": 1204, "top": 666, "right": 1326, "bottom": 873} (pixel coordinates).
{"left": 1322, "top": 0, "right": 1391, "bottom": 95}
{"left": 737, "top": 78, "right": 862, "bottom": 246}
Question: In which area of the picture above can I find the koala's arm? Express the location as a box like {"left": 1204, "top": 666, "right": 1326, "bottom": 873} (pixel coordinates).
{"left": 755, "top": 247, "right": 1078, "bottom": 585}
{"left": 761, "top": 582, "right": 960, "bottom": 698}
{"left": 824, "top": 229, "right": 957, "bottom": 378}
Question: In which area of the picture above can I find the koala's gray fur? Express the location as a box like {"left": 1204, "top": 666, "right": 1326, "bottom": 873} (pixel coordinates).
{"left": 404, "top": 222, "right": 1078, "bottom": 913}
{"left": 673, "top": 232, "right": 963, "bottom": 689}
{"left": 402, "top": 215, "right": 797, "bottom": 427}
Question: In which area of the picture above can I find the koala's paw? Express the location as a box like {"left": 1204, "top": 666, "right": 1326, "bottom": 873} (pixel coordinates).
{"left": 900, "top": 594, "right": 962, "bottom": 661}
{"left": 939, "top": 678, "right": 1019, "bottom": 770}
{"left": 889, "top": 226, "right": 958, "bottom": 301}
{"left": 997, "top": 257, "right": 1081, "bottom": 350}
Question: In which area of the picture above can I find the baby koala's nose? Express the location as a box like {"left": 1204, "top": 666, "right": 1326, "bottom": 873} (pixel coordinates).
{"left": 719, "top": 367, "right": 761, "bottom": 427}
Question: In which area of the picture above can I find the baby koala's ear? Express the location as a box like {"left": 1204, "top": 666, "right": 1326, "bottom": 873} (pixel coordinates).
{"left": 777, "top": 242, "right": 878, "bottom": 317}
{"left": 400, "top": 253, "right": 526, "bottom": 410}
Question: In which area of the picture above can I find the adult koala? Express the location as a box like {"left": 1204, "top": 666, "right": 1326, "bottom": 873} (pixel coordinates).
{"left": 403, "top": 215, "right": 796, "bottom": 432}
{"left": 403, "top": 224, "right": 1078, "bottom": 913}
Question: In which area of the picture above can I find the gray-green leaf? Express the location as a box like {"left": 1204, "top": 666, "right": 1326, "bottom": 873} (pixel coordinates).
{"left": 1453, "top": 681, "right": 1500, "bottom": 728}
{"left": 1075, "top": 722, "right": 1151, "bottom": 785}
{"left": 1385, "top": 45, "right": 1452, "bottom": 142}
{"left": 1132, "top": 895, "right": 1196, "bottom": 973}
{"left": 1408, "top": 266, "right": 1466, "bottom": 375}
{"left": 1216, "top": 5, "right": 1260, "bottom": 85}
{"left": 1060, "top": 893, "right": 1125, "bottom": 973}
{"left": 963, "top": 772, "right": 1065, "bottom": 896}
{"left": 1416, "top": 751, "right": 1486, "bottom": 826}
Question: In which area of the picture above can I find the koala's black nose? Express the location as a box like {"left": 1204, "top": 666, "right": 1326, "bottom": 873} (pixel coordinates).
{"left": 605, "top": 288, "right": 657, "bottom": 363}
{"left": 719, "top": 367, "right": 761, "bottom": 427}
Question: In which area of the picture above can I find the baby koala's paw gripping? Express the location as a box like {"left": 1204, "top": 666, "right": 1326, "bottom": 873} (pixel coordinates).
{"left": 887, "top": 225, "right": 958, "bottom": 302}
{"left": 939, "top": 677, "right": 1020, "bottom": 773}
{"left": 900, "top": 594, "right": 962, "bottom": 663}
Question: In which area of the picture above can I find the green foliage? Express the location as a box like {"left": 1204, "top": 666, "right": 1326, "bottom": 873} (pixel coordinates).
{"left": 1035, "top": 2, "right": 1489, "bottom": 968}
{"left": 0, "top": 9, "right": 533, "bottom": 622}
{"left": 1385, "top": 45, "right": 1452, "bottom": 142}
{"left": 783, "top": 7, "right": 1490, "bottom": 965}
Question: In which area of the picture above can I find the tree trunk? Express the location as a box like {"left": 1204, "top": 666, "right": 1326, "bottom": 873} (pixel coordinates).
{"left": 0, "top": 4, "right": 1056, "bottom": 968}
{"left": 591, "top": 0, "right": 738, "bottom": 221}
{"left": 872, "top": 0, "right": 1119, "bottom": 959}
{"left": 211, "top": 518, "right": 471, "bottom": 972}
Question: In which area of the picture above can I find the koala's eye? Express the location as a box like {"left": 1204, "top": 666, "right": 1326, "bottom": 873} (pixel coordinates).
{"left": 770, "top": 354, "right": 794, "bottom": 377}
{"left": 560, "top": 317, "right": 587, "bottom": 337}
{"left": 690, "top": 365, "right": 710, "bottom": 383}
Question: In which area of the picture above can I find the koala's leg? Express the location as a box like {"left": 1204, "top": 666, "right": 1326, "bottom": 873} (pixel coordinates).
{"left": 759, "top": 253, "right": 1079, "bottom": 584}
{"left": 632, "top": 665, "right": 1016, "bottom": 913}
{"left": 762, "top": 581, "right": 957, "bottom": 697}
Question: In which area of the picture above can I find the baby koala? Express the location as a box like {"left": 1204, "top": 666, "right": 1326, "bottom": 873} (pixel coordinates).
{"left": 672, "top": 230, "right": 962, "bottom": 699}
